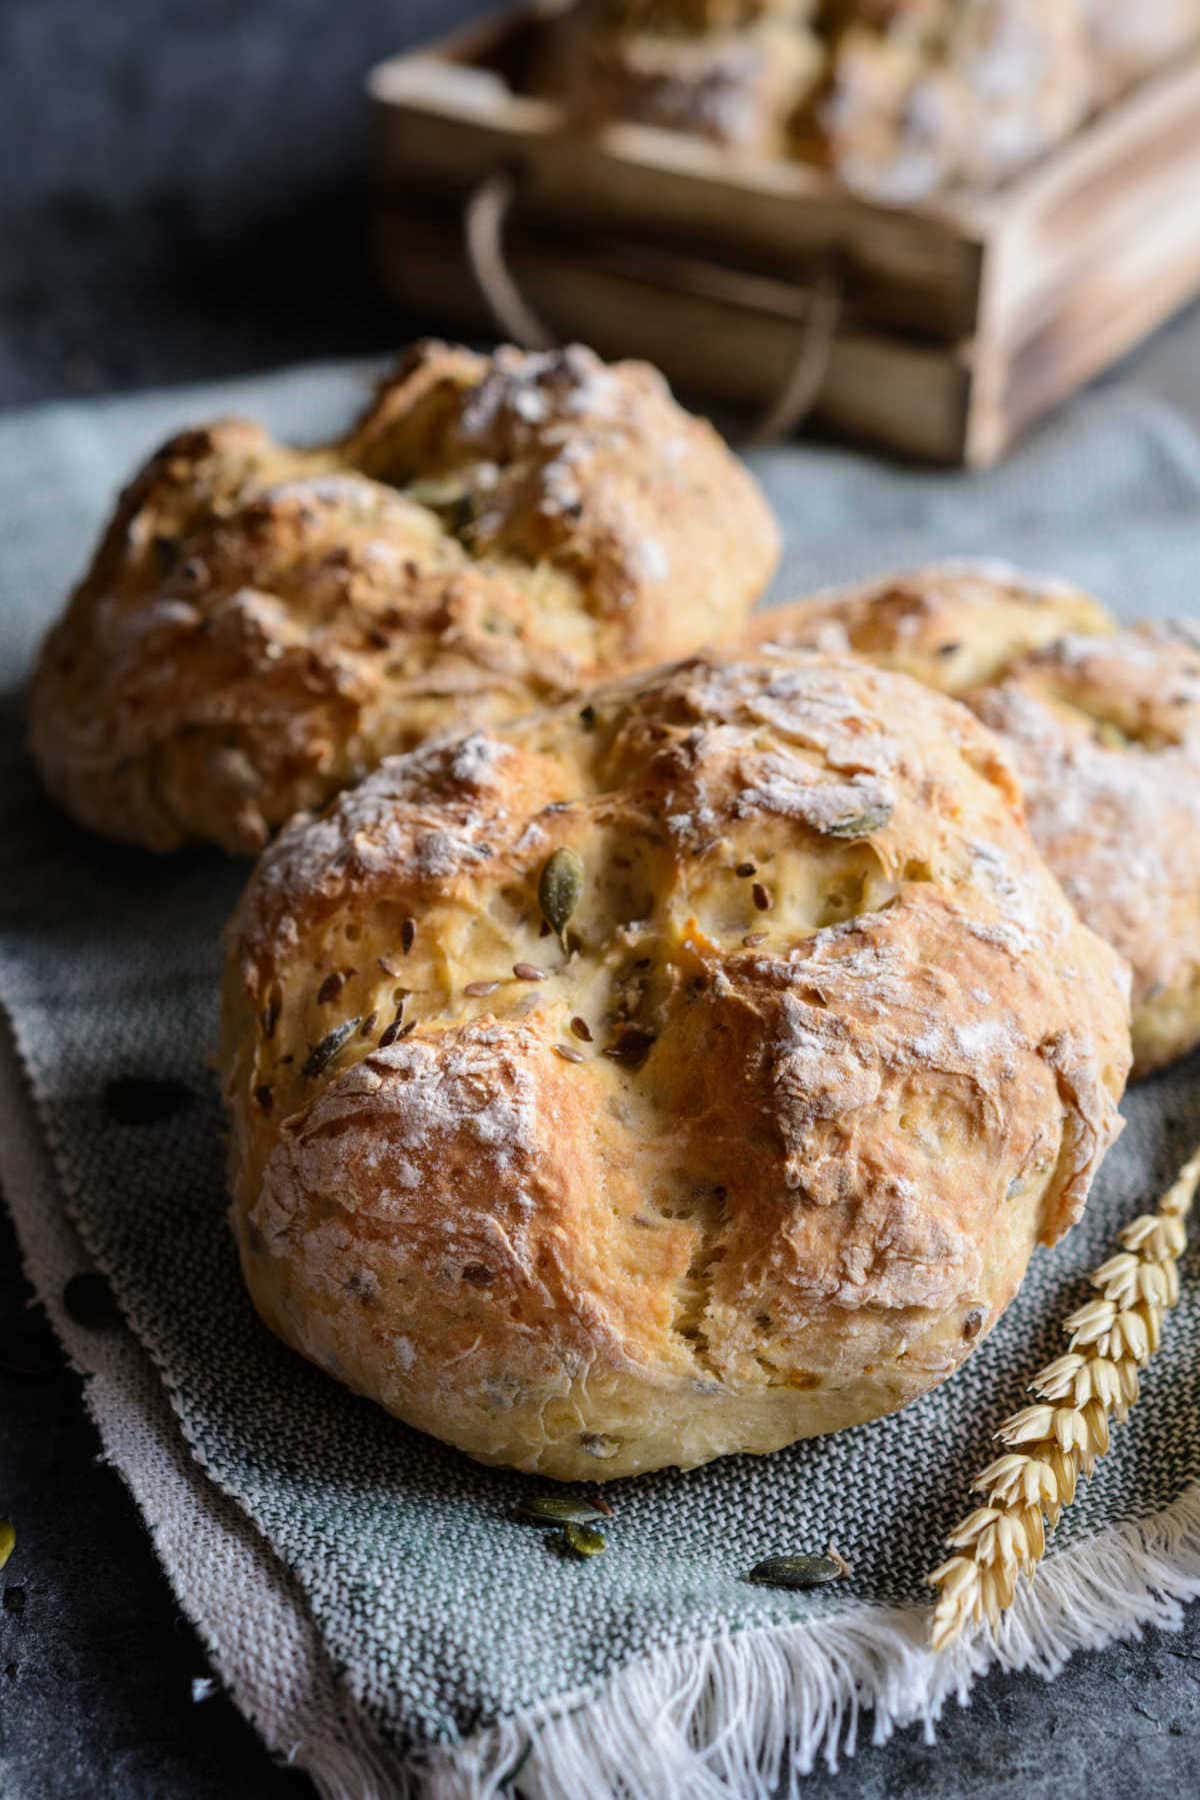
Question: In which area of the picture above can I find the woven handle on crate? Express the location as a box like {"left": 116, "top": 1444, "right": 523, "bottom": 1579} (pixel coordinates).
{"left": 463, "top": 169, "right": 841, "bottom": 443}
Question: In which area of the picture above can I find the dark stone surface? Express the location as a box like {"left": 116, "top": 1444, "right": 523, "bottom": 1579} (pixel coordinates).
{"left": 0, "top": 0, "right": 488, "bottom": 411}
{"left": 2, "top": 3, "right": 1200, "bottom": 1795}
{"left": 0, "top": 1232, "right": 308, "bottom": 1799}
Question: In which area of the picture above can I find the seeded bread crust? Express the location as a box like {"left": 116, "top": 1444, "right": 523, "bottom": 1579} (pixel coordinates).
{"left": 747, "top": 565, "right": 1200, "bottom": 1074}
{"left": 30, "top": 341, "right": 778, "bottom": 854}
{"left": 744, "top": 560, "right": 1116, "bottom": 692}
{"left": 221, "top": 648, "right": 1129, "bottom": 1481}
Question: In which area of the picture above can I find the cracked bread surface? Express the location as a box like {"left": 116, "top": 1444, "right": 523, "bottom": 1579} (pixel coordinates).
{"left": 221, "top": 648, "right": 1130, "bottom": 1480}
{"left": 748, "top": 565, "right": 1200, "bottom": 1074}
{"left": 30, "top": 340, "right": 778, "bottom": 854}
{"left": 972, "top": 627, "right": 1200, "bottom": 1076}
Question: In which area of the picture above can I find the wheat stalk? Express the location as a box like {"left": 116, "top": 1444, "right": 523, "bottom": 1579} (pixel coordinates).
{"left": 928, "top": 1145, "right": 1200, "bottom": 1650}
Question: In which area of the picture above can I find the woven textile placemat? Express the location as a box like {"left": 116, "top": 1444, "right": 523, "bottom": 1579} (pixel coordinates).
{"left": 3, "top": 363, "right": 1200, "bottom": 1798}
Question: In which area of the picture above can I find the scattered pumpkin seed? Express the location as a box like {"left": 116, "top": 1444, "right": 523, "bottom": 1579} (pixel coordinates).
{"left": 563, "top": 1520, "right": 606, "bottom": 1558}
{"left": 0, "top": 1520, "right": 14, "bottom": 1572}
{"left": 824, "top": 800, "right": 894, "bottom": 840}
{"left": 538, "top": 847, "right": 585, "bottom": 947}
{"left": 570, "top": 1015, "right": 593, "bottom": 1042}
{"left": 746, "top": 1553, "right": 846, "bottom": 1590}
{"left": 401, "top": 918, "right": 416, "bottom": 955}
{"left": 302, "top": 1017, "right": 361, "bottom": 1079}
{"left": 464, "top": 980, "right": 500, "bottom": 998}
{"left": 554, "top": 1044, "right": 584, "bottom": 1064}
{"left": 316, "top": 971, "right": 347, "bottom": 1005}
{"left": 517, "top": 1496, "right": 608, "bottom": 1525}
{"left": 752, "top": 882, "right": 771, "bottom": 912}
{"left": 513, "top": 961, "right": 548, "bottom": 982}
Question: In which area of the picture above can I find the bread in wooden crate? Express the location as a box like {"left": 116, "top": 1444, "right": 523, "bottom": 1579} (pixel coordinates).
{"left": 550, "top": 0, "right": 1200, "bottom": 197}
{"left": 369, "top": 7, "right": 1200, "bottom": 462}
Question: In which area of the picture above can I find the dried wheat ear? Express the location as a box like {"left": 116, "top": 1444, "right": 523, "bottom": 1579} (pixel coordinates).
{"left": 929, "top": 1144, "right": 1200, "bottom": 1650}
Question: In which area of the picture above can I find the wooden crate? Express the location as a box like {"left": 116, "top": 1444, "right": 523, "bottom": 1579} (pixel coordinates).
{"left": 368, "top": 2, "right": 1200, "bottom": 465}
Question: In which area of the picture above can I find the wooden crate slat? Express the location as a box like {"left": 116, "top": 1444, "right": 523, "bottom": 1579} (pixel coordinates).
{"left": 369, "top": 5, "right": 1200, "bottom": 466}
{"left": 369, "top": 41, "right": 985, "bottom": 339}
{"left": 374, "top": 205, "right": 972, "bottom": 462}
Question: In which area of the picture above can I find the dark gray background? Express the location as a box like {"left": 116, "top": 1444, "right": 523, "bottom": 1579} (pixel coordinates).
{"left": 1, "top": 2, "right": 1199, "bottom": 1795}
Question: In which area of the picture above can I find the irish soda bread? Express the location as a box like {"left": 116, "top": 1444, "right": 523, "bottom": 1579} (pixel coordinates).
{"left": 749, "top": 565, "right": 1200, "bottom": 1074}
{"left": 30, "top": 341, "right": 778, "bottom": 854}
{"left": 221, "top": 649, "right": 1130, "bottom": 1480}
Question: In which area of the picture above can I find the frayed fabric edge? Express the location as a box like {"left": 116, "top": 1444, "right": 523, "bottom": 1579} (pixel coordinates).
{"left": 3, "top": 1004, "right": 1200, "bottom": 1800}
{"left": 417, "top": 1483, "right": 1200, "bottom": 1800}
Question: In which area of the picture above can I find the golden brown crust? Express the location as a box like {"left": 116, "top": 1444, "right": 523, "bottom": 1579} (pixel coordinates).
{"left": 221, "top": 648, "right": 1129, "bottom": 1481}
{"left": 745, "top": 564, "right": 1200, "bottom": 1075}
{"left": 971, "top": 627, "right": 1200, "bottom": 1076}
{"left": 30, "top": 341, "right": 778, "bottom": 854}
{"left": 743, "top": 560, "right": 1116, "bottom": 691}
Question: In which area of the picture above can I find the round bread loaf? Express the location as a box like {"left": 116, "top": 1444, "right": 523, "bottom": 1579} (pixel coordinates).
{"left": 746, "top": 565, "right": 1200, "bottom": 1074}
{"left": 30, "top": 341, "right": 778, "bottom": 854}
{"left": 221, "top": 649, "right": 1130, "bottom": 1481}
{"left": 972, "top": 627, "right": 1200, "bottom": 1076}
